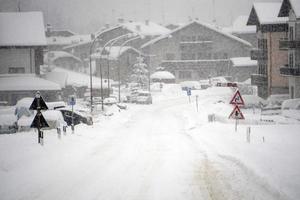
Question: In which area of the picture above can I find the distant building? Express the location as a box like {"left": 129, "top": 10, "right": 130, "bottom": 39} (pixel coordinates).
{"left": 91, "top": 46, "right": 142, "bottom": 83}
{"left": 141, "top": 20, "right": 252, "bottom": 83}
{"left": 229, "top": 57, "right": 257, "bottom": 82}
{"left": 44, "top": 51, "right": 83, "bottom": 72}
{"left": 277, "top": 0, "right": 300, "bottom": 98}
{"left": 0, "top": 12, "right": 61, "bottom": 105}
{"left": 247, "top": 2, "right": 289, "bottom": 98}
{"left": 45, "top": 24, "right": 91, "bottom": 51}
{"left": 63, "top": 20, "right": 170, "bottom": 72}
{"left": 223, "top": 16, "right": 257, "bottom": 46}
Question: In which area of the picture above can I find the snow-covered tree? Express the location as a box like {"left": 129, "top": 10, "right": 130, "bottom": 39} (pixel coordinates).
{"left": 130, "top": 57, "right": 149, "bottom": 89}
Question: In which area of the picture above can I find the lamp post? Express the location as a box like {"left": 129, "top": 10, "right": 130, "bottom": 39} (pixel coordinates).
{"left": 117, "top": 35, "right": 142, "bottom": 102}
{"left": 97, "top": 33, "right": 136, "bottom": 110}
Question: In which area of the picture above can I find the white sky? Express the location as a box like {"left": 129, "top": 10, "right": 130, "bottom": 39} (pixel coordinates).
{"left": 0, "top": 0, "right": 281, "bottom": 33}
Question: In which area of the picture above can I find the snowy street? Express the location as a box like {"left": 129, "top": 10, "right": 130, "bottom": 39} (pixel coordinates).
{"left": 1, "top": 86, "right": 299, "bottom": 200}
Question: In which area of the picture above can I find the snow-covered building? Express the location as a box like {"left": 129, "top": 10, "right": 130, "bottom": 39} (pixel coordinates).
{"left": 229, "top": 57, "right": 258, "bottom": 82}
{"left": 278, "top": 0, "right": 300, "bottom": 98}
{"left": 46, "top": 25, "right": 91, "bottom": 51}
{"left": 63, "top": 20, "right": 170, "bottom": 70}
{"left": 0, "top": 12, "right": 61, "bottom": 105}
{"left": 223, "top": 16, "right": 257, "bottom": 46}
{"left": 44, "top": 51, "right": 83, "bottom": 72}
{"left": 247, "top": 2, "right": 289, "bottom": 98}
{"left": 141, "top": 20, "right": 252, "bottom": 82}
{"left": 91, "top": 46, "right": 142, "bottom": 83}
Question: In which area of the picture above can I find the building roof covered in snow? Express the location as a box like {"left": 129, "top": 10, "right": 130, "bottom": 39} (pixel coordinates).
{"left": 247, "top": 2, "right": 288, "bottom": 26}
{"left": 223, "top": 16, "right": 256, "bottom": 34}
{"left": 0, "top": 12, "right": 46, "bottom": 46}
{"left": 43, "top": 67, "right": 110, "bottom": 88}
{"left": 91, "top": 46, "right": 141, "bottom": 60}
{"left": 278, "top": 0, "right": 300, "bottom": 18}
{"left": 150, "top": 71, "right": 175, "bottom": 80}
{"left": 141, "top": 20, "right": 252, "bottom": 49}
{"left": 44, "top": 51, "right": 82, "bottom": 64}
{"left": 0, "top": 74, "right": 61, "bottom": 91}
{"left": 47, "top": 34, "right": 91, "bottom": 47}
{"left": 95, "top": 21, "right": 170, "bottom": 37}
{"left": 230, "top": 57, "right": 258, "bottom": 67}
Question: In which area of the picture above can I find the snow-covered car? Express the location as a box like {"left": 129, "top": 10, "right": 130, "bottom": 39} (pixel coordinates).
{"left": 57, "top": 108, "right": 93, "bottom": 126}
{"left": 103, "top": 97, "right": 117, "bottom": 105}
{"left": 281, "top": 98, "right": 300, "bottom": 120}
{"left": 0, "top": 114, "right": 17, "bottom": 134}
{"left": 136, "top": 91, "right": 152, "bottom": 104}
{"left": 180, "top": 81, "right": 201, "bottom": 90}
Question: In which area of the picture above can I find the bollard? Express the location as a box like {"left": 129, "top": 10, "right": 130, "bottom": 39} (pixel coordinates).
{"left": 246, "top": 127, "right": 251, "bottom": 143}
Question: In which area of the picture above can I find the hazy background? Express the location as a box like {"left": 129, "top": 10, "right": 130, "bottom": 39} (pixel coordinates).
{"left": 0, "top": 0, "right": 280, "bottom": 33}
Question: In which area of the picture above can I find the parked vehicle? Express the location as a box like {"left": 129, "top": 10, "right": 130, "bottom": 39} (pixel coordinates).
{"left": 103, "top": 97, "right": 117, "bottom": 105}
{"left": 136, "top": 91, "right": 152, "bottom": 104}
{"left": 57, "top": 108, "right": 93, "bottom": 126}
{"left": 0, "top": 114, "right": 17, "bottom": 134}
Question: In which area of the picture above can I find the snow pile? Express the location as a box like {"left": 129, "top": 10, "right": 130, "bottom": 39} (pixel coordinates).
{"left": 0, "top": 12, "right": 46, "bottom": 46}
{"left": 92, "top": 46, "right": 141, "bottom": 60}
{"left": 281, "top": 99, "right": 300, "bottom": 120}
{"left": 0, "top": 74, "right": 61, "bottom": 91}
{"left": 231, "top": 57, "right": 257, "bottom": 67}
{"left": 150, "top": 71, "right": 175, "bottom": 80}
{"left": 180, "top": 81, "right": 201, "bottom": 90}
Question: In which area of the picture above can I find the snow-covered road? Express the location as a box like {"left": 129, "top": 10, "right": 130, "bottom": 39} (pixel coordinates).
{"left": 1, "top": 87, "right": 299, "bottom": 200}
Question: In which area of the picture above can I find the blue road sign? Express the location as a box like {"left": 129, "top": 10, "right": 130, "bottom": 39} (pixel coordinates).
{"left": 69, "top": 96, "right": 76, "bottom": 106}
{"left": 187, "top": 88, "right": 191, "bottom": 96}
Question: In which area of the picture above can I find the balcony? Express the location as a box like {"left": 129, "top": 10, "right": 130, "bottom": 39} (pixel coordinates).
{"left": 280, "top": 65, "right": 300, "bottom": 76}
{"left": 279, "top": 39, "right": 300, "bottom": 50}
{"left": 250, "top": 48, "right": 267, "bottom": 60}
{"left": 251, "top": 74, "right": 267, "bottom": 86}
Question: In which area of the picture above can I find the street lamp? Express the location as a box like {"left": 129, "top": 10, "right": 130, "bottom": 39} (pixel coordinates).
{"left": 97, "top": 33, "right": 137, "bottom": 110}
{"left": 117, "top": 35, "right": 142, "bottom": 102}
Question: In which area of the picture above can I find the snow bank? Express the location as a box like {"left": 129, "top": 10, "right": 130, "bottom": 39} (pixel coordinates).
{"left": 0, "top": 74, "right": 61, "bottom": 91}
{"left": 150, "top": 71, "right": 175, "bottom": 80}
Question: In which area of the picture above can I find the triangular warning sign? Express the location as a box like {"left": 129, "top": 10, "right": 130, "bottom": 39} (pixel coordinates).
{"left": 29, "top": 96, "right": 48, "bottom": 110}
{"left": 229, "top": 105, "right": 245, "bottom": 120}
{"left": 30, "top": 112, "right": 49, "bottom": 128}
{"left": 230, "top": 90, "right": 245, "bottom": 105}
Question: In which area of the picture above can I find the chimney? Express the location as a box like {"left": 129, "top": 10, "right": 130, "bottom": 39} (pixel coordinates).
{"left": 91, "top": 33, "right": 95, "bottom": 40}
{"left": 46, "top": 23, "right": 52, "bottom": 37}
{"left": 136, "top": 24, "right": 141, "bottom": 31}
{"left": 145, "top": 20, "right": 149, "bottom": 26}
{"left": 105, "top": 23, "right": 110, "bottom": 29}
{"left": 118, "top": 18, "right": 124, "bottom": 24}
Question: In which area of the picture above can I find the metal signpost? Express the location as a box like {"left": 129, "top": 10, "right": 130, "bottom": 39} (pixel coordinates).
{"left": 69, "top": 95, "right": 76, "bottom": 133}
{"left": 187, "top": 88, "right": 191, "bottom": 103}
{"left": 229, "top": 90, "right": 245, "bottom": 132}
{"left": 29, "top": 91, "right": 49, "bottom": 145}
{"left": 196, "top": 95, "right": 199, "bottom": 112}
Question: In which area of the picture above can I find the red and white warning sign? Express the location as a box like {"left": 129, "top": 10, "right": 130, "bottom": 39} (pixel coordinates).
{"left": 230, "top": 90, "right": 245, "bottom": 105}
{"left": 229, "top": 105, "right": 245, "bottom": 120}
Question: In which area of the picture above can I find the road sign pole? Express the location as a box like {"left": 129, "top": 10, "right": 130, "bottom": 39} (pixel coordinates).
{"left": 235, "top": 119, "right": 238, "bottom": 132}
{"left": 196, "top": 95, "right": 199, "bottom": 112}
{"left": 71, "top": 104, "right": 74, "bottom": 133}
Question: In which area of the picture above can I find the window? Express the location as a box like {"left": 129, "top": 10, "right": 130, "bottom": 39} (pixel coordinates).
{"left": 8, "top": 67, "right": 25, "bottom": 74}
{"left": 179, "top": 71, "right": 192, "bottom": 79}
{"left": 197, "top": 53, "right": 202, "bottom": 59}
{"left": 192, "top": 36, "right": 196, "bottom": 41}
{"left": 181, "top": 53, "right": 188, "bottom": 60}
{"left": 166, "top": 53, "right": 175, "bottom": 60}
{"left": 289, "top": 52, "right": 294, "bottom": 68}
{"left": 191, "top": 54, "right": 195, "bottom": 60}
{"left": 289, "top": 26, "right": 294, "bottom": 41}
{"left": 223, "top": 53, "right": 228, "bottom": 59}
